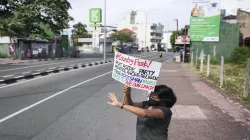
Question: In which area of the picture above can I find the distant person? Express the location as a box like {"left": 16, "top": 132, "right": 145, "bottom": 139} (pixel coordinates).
{"left": 26, "top": 49, "right": 31, "bottom": 58}
{"left": 180, "top": 51, "right": 183, "bottom": 62}
{"left": 38, "top": 47, "right": 42, "bottom": 57}
{"left": 8, "top": 43, "right": 15, "bottom": 59}
{"left": 107, "top": 85, "right": 177, "bottom": 140}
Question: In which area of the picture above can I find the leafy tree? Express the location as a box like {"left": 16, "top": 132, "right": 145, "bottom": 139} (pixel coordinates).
{"left": 71, "top": 22, "right": 92, "bottom": 45}
{"left": 0, "top": 0, "right": 73, "bottom": 38}
{"left": 109, "top": 31, "right": 133, "bottom": 46}
{"left": 170, "top": 31, "right": 177, "bottom": 48}
{"left": 72, "top": 22, "right": 92, "bottom": 38}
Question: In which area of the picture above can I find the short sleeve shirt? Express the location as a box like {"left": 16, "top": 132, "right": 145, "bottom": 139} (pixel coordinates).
{"left": 136, "top": 101, "right": 172, "bottom": 140}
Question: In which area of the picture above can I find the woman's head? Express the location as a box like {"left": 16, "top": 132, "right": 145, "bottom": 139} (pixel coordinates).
{"left": 147, "top": 85, "right": 177, "bottom": 108}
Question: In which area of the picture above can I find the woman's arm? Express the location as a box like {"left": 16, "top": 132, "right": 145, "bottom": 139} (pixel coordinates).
{"left": 119, "top": 103, "right": 164, "bottom": 119}
{"left": 123, "top": 86, "right": 144, "bottom": 108}
{"left": 108, "top": 92, "right": 164, "bottom": 119}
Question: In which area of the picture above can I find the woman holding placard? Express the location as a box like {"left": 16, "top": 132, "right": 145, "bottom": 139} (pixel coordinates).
{"left": 107, "top": 85, "right": 176, "bottom": 140}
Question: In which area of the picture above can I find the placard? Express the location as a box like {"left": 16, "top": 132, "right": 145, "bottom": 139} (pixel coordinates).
{"left": 112, "top": 52, "right": 162, "bottom": 91}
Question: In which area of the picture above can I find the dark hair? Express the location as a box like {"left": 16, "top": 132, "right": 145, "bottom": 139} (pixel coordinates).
{"left": 154, "top": 85, "right": 177, "bottom": 108}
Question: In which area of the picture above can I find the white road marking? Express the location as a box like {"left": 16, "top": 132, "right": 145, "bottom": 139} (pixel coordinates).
{"left": 32, "top": 73, "right": 41, "bottom": 75}
{"left": 22, "top": 71, "right": 31, "bottom": 74}
{"left": 0, "top": 58, "right": 100, "bottom": 72}
{"left": 0, "top": 62, "right": 113, "bottom": 89}
{"left": 14, "top": 76, "right": 25, "bottom": 79}
{"left": 0, "top": 71, "right": 112, "bottom": 123}
{"left": 3, "top": 75, "right": 14, "bottom": 78}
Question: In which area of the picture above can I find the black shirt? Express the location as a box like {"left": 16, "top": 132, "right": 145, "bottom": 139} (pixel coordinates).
{"left": 136, "top": 101, "right": 172, "bottom": 140}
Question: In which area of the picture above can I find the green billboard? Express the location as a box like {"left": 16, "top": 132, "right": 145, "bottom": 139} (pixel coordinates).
{"left": 190, "top": 0, "right": 221, "bottom": 42}
{"left": 89, "top": 8, "right": 102, "bottom": 23}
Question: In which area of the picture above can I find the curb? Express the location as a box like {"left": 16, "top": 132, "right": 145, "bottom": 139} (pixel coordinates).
{"left": 0, "top": 53, "right": 156, "bottom": 65}
{"left": 0, "top": 53, "right": 155, "bottom": 84}
{"left": 0, "top": 57, "right": 72, "bottom": 65}
{"left": 0, "top": 59, "right": 114, "bottom": 84}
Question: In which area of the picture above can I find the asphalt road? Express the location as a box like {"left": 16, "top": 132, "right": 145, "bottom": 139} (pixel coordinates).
{"left": 0, "top": 53, "right": 172, "bottom": 140}
{"left": 0, "top": 58, "right": 109, "bottom": 77}
{"left": 0, "top": 52, "right": 154, "bottom": 77}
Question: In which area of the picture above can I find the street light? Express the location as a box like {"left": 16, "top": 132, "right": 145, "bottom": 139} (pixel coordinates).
{"left": 137, "top": 9, "right": 157, "bottom": 51}
{"left": 104, "top": 0, "right": 107, "bottom": 61}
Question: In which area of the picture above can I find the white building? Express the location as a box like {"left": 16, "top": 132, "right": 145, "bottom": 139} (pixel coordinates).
{"left": 162, "top": 31, "right": 173, "bottom": 50}
{"left": 116, "top": 11, "right": 164, "bottom": 51}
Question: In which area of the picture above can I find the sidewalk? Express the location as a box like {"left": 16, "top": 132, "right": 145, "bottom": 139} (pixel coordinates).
{"left": 0, "top": 58, "right": 34, "bottom": 64}
{"left": 158, "top": 60, "right": 250, "bottom": 140}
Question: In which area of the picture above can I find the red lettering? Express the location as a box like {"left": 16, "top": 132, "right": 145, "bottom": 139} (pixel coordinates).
{"left": 125, "top": 80, "right": 132, "bottom": 86}
{"left": 147, "top": 61, "right": 152, "bottom": 67}
{"left": 148, "top": 86, "right": 155, "bottom": 91}
{"left": 140, "top": 84, "right": 155, "bottom": 91}
{"left": 135, "top": 83, "right": 141, "bottom": 88}
{"left": 116, "top": 53, "right": 135, "bottom": 66}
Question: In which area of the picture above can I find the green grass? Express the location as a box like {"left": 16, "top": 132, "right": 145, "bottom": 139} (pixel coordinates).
{"left": 193, "top": 62, "right": 249, "bottom": 104}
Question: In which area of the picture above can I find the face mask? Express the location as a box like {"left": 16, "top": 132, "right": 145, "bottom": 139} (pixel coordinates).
{"left": 147, "top": 97, "right": 160, "bottom": 106}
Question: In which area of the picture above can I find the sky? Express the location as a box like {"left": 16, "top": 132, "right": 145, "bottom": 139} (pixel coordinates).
{"left": 66, "top": 0, "right": 250, "bottom": 34}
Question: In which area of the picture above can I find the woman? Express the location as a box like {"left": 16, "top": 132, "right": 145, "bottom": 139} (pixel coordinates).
{"left": 107, "top": 85, "right": 177, "bottom": 140}
{"left": 9, "top": 43, "right": 15, "bottom": 60}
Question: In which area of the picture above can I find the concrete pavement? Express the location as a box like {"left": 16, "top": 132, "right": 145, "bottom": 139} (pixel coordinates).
{"left": 0, "top": 53, "right": 170, "bottom": 140}
{"left": 157, "top": 60, "right": 250, "bottom": 140}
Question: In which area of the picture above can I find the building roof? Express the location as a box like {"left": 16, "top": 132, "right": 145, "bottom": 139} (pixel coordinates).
{"left": 224, "top": 15, "right": 236, "bottom": 19}
{"left": 237, "top": 8, "right": 250, "bottom": 15}
{"left": 119, "top": 28, "right": 135, "bottom": 33}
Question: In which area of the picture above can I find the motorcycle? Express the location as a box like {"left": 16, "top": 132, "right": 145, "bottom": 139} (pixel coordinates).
{"left": 159, "top": 53, "right": 163, "bottom": 58}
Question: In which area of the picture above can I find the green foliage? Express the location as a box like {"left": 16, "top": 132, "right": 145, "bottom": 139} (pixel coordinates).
{"left": 170, "top": 31, "right": 177, "bottom": 48}
{"left": 229, "top": 46, "right": 250, "bottom": 67}
{"left": 0, "top": 52, "right": 8, "bottom": 58}
{"left": 210, "top": 57, "right": 220, "bottom": 65}
{"left": 109, "top": 31, "right": 133, "bottom": 45}
{"left": 0, "top": 0, "right": 73, "bottom": 38}
{"left": 170, "top": 31, "right": 184, "bottom": 48}
{"left": 71, "top": 22, "right": 92, "bottom": 38}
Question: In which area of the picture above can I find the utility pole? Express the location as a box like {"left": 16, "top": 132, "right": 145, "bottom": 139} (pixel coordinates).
{"left": 137, "top": 9, "right": 157, "bottom": 51}
{"left": 103, "top": 0, "right": 107, "bottom": 61}
{"left": 175, "top": 19, "right": 179, "bottom": 38}
{"left": 145, "top": 13, "right": 148, "bottom": 51}
{"left": 183, "top": 26, "right": 187, "bottom": 63}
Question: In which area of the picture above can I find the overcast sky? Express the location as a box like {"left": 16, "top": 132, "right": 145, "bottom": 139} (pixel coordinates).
{"left": 66, "top": 0, "right": 250, "bottom": 34}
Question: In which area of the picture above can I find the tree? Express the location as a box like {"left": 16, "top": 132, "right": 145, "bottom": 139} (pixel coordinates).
{"left": 72, "top": 22, "right": 92, "bottom": 38}
{"left": 71, "top": 22, "right": 92, "bottom": 45}
{"left": 0, "top": 0, "right": 73, "bottom": 38}
{"left": 109, "top": 31, "right": 133, "bottom": 46}
{"left": 170, "top": 31, "right": 177, "bottom": 48}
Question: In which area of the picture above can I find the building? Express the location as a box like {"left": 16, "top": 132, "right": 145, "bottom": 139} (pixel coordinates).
{"left": 0, "top": 36, "right": 56, "bottom": 59}
{"left": 162, "top": 30, "right": 173, "bottom": 50}
{"left": 221, "top": 9, "right": 250, "bottom": 47}
{"left": 116, "top": 11, "right": 164, "bottom": 51}
{"left": 223, "top": 15, "right": 237, "bottom": 24}
{"left": 77, "top": 38, "right": 113, "bottom": 54}
{"left": 237, "top": 9, "right": 250, "bottom": 47}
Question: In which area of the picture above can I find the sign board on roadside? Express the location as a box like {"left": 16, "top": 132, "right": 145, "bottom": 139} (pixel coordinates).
{"left": 89, "top": 8, "right": 102, "bottom": 23}
{"left": 112, "top": 52, "right": 162, "bottom": 91}
{"left": 189, "top": 0, "right": 221, "bottom": 42}
{"left": 92, "top": 30, "right": 100, "bottom": 52}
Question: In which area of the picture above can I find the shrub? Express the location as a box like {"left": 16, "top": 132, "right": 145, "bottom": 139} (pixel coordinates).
{"left": 210, "top": 56, "right": 220, "bottom": 65}
{"left": 0, "top": 52, "right": 7, "bottom": 58}
{"left": 230, "top": 46, "right": 250, "bottom": 67}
